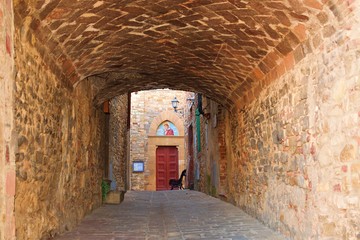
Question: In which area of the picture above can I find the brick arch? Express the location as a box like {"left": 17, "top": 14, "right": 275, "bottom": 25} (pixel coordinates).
{"left": 14, "top": 1, "right": 351, "bottom": 109}
{"left": 149, "top": 111, "right": 184, "bottom": 137}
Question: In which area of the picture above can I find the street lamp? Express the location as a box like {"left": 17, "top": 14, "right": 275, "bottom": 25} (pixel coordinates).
{"left": 171, "top": 97, "right": 179, "bottom": 112}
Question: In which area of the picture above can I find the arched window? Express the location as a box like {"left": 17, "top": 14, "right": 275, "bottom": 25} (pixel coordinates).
{"left": 156, "top": 121, "right": 179, "bottom": 136}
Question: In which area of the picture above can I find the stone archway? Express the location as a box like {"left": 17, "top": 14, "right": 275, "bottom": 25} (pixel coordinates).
{"left": 7, "top": 0, "right": 360, "bottom": 239}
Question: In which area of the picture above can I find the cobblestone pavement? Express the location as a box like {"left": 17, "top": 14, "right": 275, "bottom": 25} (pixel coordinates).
{"left": 54, "top": 191, "right": 287, "bottom": 240}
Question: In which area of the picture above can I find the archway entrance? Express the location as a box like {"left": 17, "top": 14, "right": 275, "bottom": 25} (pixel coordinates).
{"left": 10, "top": 0, "right": 360, "bottom": 239}
{"left": 129, "top": 90, "right": 187, "bottom": 191}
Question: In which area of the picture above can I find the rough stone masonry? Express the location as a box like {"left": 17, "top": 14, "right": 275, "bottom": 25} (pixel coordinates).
{"left": 0, "top": 0, "right": 15, "bottom": 239}
{"left": 189, "top": 2, "right": 360, "bottom": 240}
{"left": 0, "top": 0, "right": 358, "bottom": 240}
{"left": 109, "top": 94, "right": 129, "bottom": 192}
{"left": 14, "top": 33, "right": 109, "bottom": 239}
{"left": 12, "top": 6, "right": 111, "bottom": 239}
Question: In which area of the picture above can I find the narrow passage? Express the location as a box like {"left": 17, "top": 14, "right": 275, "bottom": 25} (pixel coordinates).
{"left": 55, "top": 191, "right": 286, "bottom": 240}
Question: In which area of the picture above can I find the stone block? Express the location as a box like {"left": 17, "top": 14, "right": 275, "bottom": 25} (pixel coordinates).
{"left": 105, "top": 191, "right": 125, "bottom": 205}
{"left": 346, "top": 196, "right": 359, "bottom": 206}
{"left": 333, "top": 195, "right": 347, "bottom": 209}
{"left": 332, "top": 80, "right": 347, "bottom": 103}
{"left": 318, "top": 182, "right": 330, "bottom": 192}
{"left": 272, "top": 129, "right": 284, "bottom": 144}
{"left": 351, "top": 163, "right": 360, "bottom": 189}
{"left": 6, "top": 171, "right": 15, "bottom": 196}
{"left": 322, "top": 222, "right": 336, "bottom": 236}
{"left": 318, "top": 145, "right": 333, "bottom": 167}
{"left": 340, "top": 144, "right": 357, "bottom": 162}
{"left": 292, "top": 24, "right": 307, "bottom": 42}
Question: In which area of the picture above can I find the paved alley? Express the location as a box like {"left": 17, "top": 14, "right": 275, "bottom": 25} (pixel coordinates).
{"left": 54, "top": 191, "right": 286, "bottom": 240}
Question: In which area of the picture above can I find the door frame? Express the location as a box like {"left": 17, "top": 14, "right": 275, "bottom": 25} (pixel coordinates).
{"left": 156, "top": 146, "right": 179, "bottom": 191}
{"left": 144, "top": 111, "right": 185, "bottom": 191}
{"left": 146, "top": 136, "right": 185, "bottom": 191}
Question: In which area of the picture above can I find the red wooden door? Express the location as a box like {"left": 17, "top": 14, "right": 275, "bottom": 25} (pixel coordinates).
{"left": 156, "top": 146, "right": 178, "bottom": 191}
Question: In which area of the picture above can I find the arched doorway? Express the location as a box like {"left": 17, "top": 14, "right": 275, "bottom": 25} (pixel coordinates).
{"left": 156, "top": 146, "right": 179, "bottom": 191}
{"left": 147, "top": 110, "right": 185, "bottom": 191}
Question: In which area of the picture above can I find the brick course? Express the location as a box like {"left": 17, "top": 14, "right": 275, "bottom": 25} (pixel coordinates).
{"left": 13, "top": 0, "right": 347, "bottom": 109}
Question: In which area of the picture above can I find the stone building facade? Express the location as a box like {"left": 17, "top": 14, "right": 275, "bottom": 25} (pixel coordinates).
{"left": 130, "top": 90, "right": 188, "bottom": 191}
{"left": 184, "top": 95, "right": 227, "bottom": 195}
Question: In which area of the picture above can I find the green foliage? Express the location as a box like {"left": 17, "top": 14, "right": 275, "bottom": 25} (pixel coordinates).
{"left": 101, "top": 180, "right": 110, "bottom": 201}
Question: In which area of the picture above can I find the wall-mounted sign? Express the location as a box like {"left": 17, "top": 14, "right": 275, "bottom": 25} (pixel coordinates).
{"left": 133, "top": 161, "right": 144, "bottom": 172}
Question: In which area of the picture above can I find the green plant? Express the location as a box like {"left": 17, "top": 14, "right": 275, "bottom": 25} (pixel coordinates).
{"left": 101, "top": 180, "right": 110, "bottom": 201}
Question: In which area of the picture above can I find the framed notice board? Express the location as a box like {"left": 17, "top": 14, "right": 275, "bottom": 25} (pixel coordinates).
{"left": 133, "top": 161, "right": 144, "bottom": 173}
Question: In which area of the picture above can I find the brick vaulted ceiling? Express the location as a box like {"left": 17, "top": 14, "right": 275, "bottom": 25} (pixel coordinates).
{"left": 14, "top": 0, "right": 338, "bottom": 107}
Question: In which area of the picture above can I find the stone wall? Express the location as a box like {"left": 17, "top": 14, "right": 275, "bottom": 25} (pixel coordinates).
{"left": 13, "top": 20, "right": 108, "bottom": 240}
{"left": 109, "top": 94, "right": 129, "bottom": 191}
{"left": 188, "top": 3, "right": 360, "bottom": 239}
{"left": 226, "top": 6, "right": 360, "bottom": 240}
{"left": 200, "top": 99, "right": 223, "bottom": 196}
{"left": 185, "top": 95, "right": 227, "bottom": 197}
{"left": 130, "top": 89, "right": 188, "bottom": 190}
{"left": 0, "top": 0, "right": 15, "bottom": 239}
